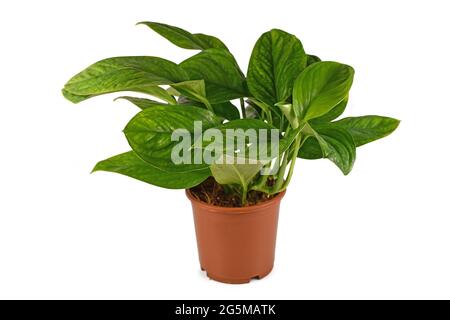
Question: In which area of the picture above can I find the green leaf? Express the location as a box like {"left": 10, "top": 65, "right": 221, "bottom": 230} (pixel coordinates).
{"left": 307, "top": 54, "right": 321, "bottom": 66}
{"left": 293, "top": 61, "right": 354, "bottom": 121}
{"left": 138, "top": 21, "right": 228, "bottom": 50}
{"left": 138, "top": 86, "right": 177, "bottom": 104}
{"left": 92, "top": 151, "right": 209, "bottom": 189}
{"left": 62, "top": 89, "right": 92, "bottom": 103}
{"left": 310, "top": 124, "right": 356, "bottom": 175}
{"left": 275, "top": 103, "right": 299, "bottom": 128}
{"left": 114, "top": 96, "right": 168, "bottom": 110}
{"left": 123, "top": 105, "right": 221, "bottom": 170}
{"left": 210, "top": 157, "right": 264, "bottom": 190}
{"left": 170, "top": 80, "right": 213, "bottom": 110}
{"left": 298, "top": 115, "right": 399, "bottom": 160}
{"left": 195, "top": 119, "right": 297, "bottom": 163}
{"left": 298, "top": 135, "right": 323, "bottom": 159}
{"left": 63, "top": 56, "right": 188, "bottom": 100}
{"left": 333, "top": 115, "right": 400, "bottom": 146}
{"left": 247, "top": 29, "right": 307, "bottom": 107}
{"left": 180, "top": 49, "right": 247, "bottom": 103}
{"left": 311, "top": 95, "right": 348, "bottom": 123}
{"left": 211, "top": 102, "right": 240, "bottom": 121}
{"left": 177, "top": 96, "right": 240, "bottom": 121}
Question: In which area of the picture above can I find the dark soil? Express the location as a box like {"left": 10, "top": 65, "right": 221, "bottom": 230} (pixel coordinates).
{"left": 189, "top": 177, "right": 277, "bottom": 207}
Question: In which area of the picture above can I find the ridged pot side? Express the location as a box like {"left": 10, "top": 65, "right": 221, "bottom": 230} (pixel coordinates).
{"left": 186, "top": 190, "right": 286, "bottom": 284}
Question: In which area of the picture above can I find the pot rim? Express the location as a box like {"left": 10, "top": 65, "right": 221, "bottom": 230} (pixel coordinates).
{"left": 185, "top": 189, "right": 286, "bottom": 214}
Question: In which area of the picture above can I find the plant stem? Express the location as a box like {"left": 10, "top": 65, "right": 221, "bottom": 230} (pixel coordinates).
{"left": 273, "top": 151, "right": 289, "bottom": 191}
{"left": 241, "top": 185, "right": 248, "bottom": 206}
{"left": 281, "top": 134, "right": 303, "bottom": 191}
{"left": 240, "top": 98, "right": 246, "bottom": 118}
{"left": 204, "top": 100, "right": 214, "bottom": 112}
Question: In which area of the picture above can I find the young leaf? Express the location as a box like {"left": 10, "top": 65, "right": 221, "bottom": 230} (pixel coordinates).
{"left": 247, "top": 29, "right": 307, "bottom": 107}
{"left": 63, "top": 56, "right": 188, "bottom": 99}
{"left": 114, "top": 96, "right": 168, "bottom": 110}
{"left": 123, "top": 105, "right": 221, "bottom": 168}
{"left": 275, "top": 103, "right": 299, "bottom": 128}
{"left": 138, "top": 22, "right": 228, "bottom": 50}
{"left": 310, "top": 125, "right": 356, "bottom": 175}
{"left": 180, "top": 49, "right": 248, "bottom": 103}
{"left": 210, "top": 158, "right": 264, "bottom": 190}
{"left": 333, "top": 115, "right": 400, "bottom": 146}
{"left": 293, "top": 61, "right": 354, "bottom": 121}
{"left": 92, "top": 151, "right": 210, "bottom": 189}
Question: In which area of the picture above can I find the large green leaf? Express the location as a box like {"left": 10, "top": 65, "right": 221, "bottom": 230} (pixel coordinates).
{"left": 63, "top": 56, "right": 188, "bottom": 101}
{"left": 310, "top": 125, "right": 356, "bottom": 175}
{"left": 333, "top": 115, "right": 400, "bottom": 146}
{"left": 92, "top": 151, "right": 209, "bottom": 189}
{"left": 293, "top": 61, "right": 354, "bottom": 121}
{"left": 138, "top": 21, "right": 228, "bottom": 50}
{"left": 180, "top": 49, "right": 247, "bottom": 103}
{"left": 299, "top": 115, "right": 400, "bottom": 159}
{"left": 247, "top": 29, "right": 307, "bottom": 106}
{"left": 123, "top": 105, "right": 221, "bottom": 171}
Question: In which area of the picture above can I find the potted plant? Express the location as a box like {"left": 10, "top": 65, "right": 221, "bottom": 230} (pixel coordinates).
{"left": 62, "top": 22, "right": 399, "bottom": 284}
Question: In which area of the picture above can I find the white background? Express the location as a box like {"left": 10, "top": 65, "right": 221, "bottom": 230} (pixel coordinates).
{"left": 0, "top": 0, "right": 449, "bottom": 299}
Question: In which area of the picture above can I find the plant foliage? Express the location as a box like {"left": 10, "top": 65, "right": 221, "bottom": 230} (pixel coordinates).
{"left": 63, "top": 22, "right": 399, "bottom": 205}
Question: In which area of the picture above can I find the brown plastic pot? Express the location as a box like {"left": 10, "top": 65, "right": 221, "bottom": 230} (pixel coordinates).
{"left": 186, "top": 190, "right": 286, "bottom": 284}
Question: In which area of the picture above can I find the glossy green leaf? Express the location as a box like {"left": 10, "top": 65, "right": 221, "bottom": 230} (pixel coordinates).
{"left": 310, "top": 124, "right": 356, "bottom": 175}
{"left": 124, "top": 105, "right": 221, "bottom": 170}
{"left": 63, "top": 56, "right": 188, "bottom": 101}
{"left": 299, "top": 115, "right": 399, "bottom": 160}
{"left": 180, "top": 49, "right": 247, "bottom": 103}
{"left": 138, "top": 21, "right": 228, "bottom": 50}
{"left": 247, "top": 29, "right": 307, "bottom": 106}
{"left": 114, "top": 96, "right": 168, "bottom": 110}
{"left": 298, "top": 135, "right": 323, "bottom": 159}
{"left": 293, "top": 61, "right": 354, "bottom": 121}
{"left": 92, "top": 151, "right": 210, "bottom": 189}
{"left": 333, "top": 115, "right": 400, "bottom": 146}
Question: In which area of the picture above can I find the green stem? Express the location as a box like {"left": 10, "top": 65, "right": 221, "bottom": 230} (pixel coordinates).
{"left": 241, "top": 185, "right": 248, "bottom": 206}
{"left": 203, "top": 100, "right": 214, "bottom": 112}
{"left": 273, "top": 151, "right": 289, "bottom": 190}
{"left": 240, "top": 98, "right": 246, "bottom": 118}
{"left": 281, "top": 134, "right": 303, "bottom": 191}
